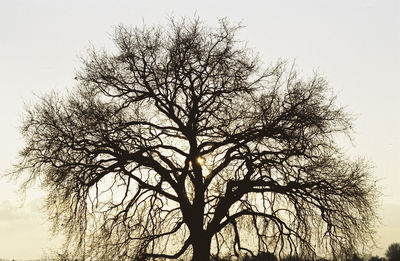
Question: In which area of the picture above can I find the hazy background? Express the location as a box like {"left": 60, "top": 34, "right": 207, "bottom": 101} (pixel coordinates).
{"left": 0, "top": 0, "right": 399, "bottom": 259}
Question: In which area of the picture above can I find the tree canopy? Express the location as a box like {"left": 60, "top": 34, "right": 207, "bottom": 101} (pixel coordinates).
{"left": 14, "top": 18, "right": 378, "bottom": 261}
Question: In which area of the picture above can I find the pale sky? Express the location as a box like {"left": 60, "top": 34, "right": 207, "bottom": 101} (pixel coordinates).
{"left": 0, "top": 0, "right": 399, "bottom": 259}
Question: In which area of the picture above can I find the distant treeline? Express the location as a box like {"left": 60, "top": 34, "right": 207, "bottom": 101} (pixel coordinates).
{"left": 210, "top": 253, "right": 385, "bottom": 261}
{"left": 208, "top": 243, "right": 399, "bottom": 261}
{"left": 1, "top": 242, "right": 398, "bottom": 261}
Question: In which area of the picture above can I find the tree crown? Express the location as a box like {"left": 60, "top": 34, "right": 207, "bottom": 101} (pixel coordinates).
{"left": 14, "top": 18, "right": 378, "bottom": 261}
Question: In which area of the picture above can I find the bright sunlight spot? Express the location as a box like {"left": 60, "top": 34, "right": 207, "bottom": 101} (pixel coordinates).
{"left": 196, "top": 156, "right": 205, "bottom": 166}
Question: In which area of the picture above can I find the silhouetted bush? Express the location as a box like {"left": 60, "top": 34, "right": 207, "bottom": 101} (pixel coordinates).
{"left": 241, "top": 252, "right": 278, "bottom": 261}
{"left": 369, "top": 256, "right": 386, "bottom": 261}
{"left": 281, "top": 256, "right": 303, "bottom": 261}
{"left": 385, "top": 243, "right": 400, "bottom": 261}
{"left": 346, "top": 253, "right": 364, "bottom": 261}
{"left": 211, "top": 256, "right": 231, "bottom": 261}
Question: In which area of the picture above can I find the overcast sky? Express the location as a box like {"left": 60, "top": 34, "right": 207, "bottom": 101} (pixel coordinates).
{"left": 0, "top": 0, "right": 399, "bottom": 259}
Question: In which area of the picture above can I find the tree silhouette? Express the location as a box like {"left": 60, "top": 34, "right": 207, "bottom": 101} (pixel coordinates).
{"left": 385, "top": 243, "right": 400, "bottom": 261}
{"left": 13, "top": 18, "right": 378, "bottom": 261}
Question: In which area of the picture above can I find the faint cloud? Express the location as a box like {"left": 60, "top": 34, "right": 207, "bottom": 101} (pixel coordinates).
{"left": 0, "top": 200, "right": 25, "bottom": 221}
{"left": 0, "top": 198, "right": 44, "bottom": 222}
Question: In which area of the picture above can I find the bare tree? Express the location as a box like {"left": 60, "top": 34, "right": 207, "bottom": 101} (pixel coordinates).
{"left": 13, "top": 18, "right": 378, "bottom": 261}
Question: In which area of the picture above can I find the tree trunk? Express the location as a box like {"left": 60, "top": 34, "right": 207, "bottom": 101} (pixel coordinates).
{"left": 191, "top": 235, "right": 211, "bottom": 261}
